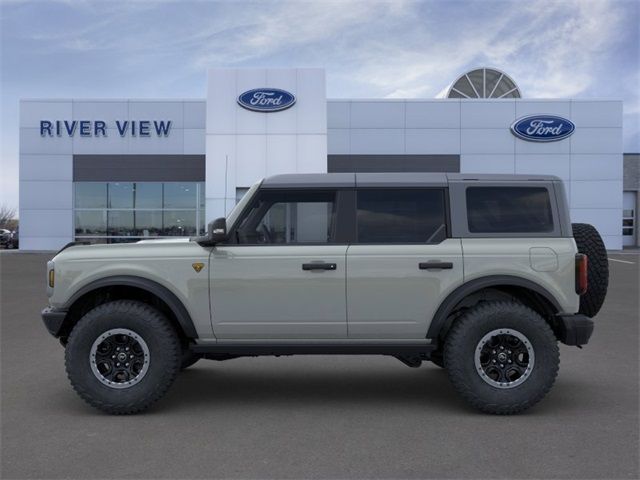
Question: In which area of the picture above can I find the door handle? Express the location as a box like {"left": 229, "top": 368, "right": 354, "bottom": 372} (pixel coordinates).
{"left": 419, "top": 261, "right": 453, "bottom": 270}
{"left": 302, "top": 262, "right": 337, "bottom": 271}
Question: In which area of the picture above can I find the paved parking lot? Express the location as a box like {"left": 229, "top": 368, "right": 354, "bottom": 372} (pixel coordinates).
{"left": 1, "top": 251, "right": 638, "bottom": 479}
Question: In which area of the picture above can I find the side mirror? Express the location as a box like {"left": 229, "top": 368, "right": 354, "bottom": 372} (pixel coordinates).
{"left": 207, "top": 217, "right": 227, "bottom": 244}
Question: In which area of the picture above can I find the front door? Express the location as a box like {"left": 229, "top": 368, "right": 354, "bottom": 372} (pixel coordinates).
{"left": 209, "top": 189, "right": 348, "bottom": 339}
{"left": 346, "top": 188, "right": 463, "bottom": 339}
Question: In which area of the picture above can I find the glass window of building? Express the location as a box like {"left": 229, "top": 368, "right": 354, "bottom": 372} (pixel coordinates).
{"left": 448, "top": 68, "right": 521, "bottom": 99}
{"left": 164, "top": 183, "right": 197, "bottom": 208}
{"left": 74, "top": 182, "right": 205, "bottom": 243}
{"left": 75, "top": 183, "right": 107, "bottom": 208}
{"left": 135, "top": 183, "right": 163, "bottom": 209}
{"left": 108, "top": 182, "right": 134, "bottom": 209}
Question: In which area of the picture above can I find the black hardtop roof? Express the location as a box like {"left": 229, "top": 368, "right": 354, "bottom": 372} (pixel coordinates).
{"left": 261, "top": 172, "right": 561, "bottom": 188}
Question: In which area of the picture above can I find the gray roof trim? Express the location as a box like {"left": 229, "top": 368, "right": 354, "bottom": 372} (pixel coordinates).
{"left": 260, "top": 172, "right": 561, "bottom": 189}
{"left": 446, "top": 173, "right": 561, "bottom": 182}
{"left": 261, "top": 173, "right": 356, "bottom": 189}
{"left": 355, "top": 172, "right": 448, "bottom": 187}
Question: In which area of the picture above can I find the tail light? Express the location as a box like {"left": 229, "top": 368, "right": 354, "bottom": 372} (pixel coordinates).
{"left": 575, "top": 253, "right": 588, "bottom": 295}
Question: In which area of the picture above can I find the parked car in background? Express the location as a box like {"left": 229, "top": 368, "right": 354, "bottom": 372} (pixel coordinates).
{"left": 7, "top": 228, "right": 19, "bottom": 249}
{"left": 0, "top": 229, "right": 11, "bottom": 248}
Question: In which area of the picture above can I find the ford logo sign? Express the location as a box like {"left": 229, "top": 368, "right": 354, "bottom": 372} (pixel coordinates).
{"left": 511, "top": 115, "right": 575, "bottom": 142}
{"left": 237, "top": 88, "right": 296, "bottom": 112}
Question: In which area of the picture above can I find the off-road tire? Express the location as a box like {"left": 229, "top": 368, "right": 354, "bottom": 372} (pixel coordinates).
{"left": 65, "top": 300, "right": 181, "bottom": 414}
{"left": 444, "top": 301, "right": 559, "bottom": 414}
{"left": 572, "top": 222, "right": 609, "bottom": 317}
{"left": 430, "top": 351, "right": 445, "bottom": 368}
{"left": 180, "top": 349, "right": 202, "bottom": 370}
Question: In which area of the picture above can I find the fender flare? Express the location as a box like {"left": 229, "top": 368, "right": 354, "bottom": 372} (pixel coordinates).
{"left": 64, "top": 275, "right": 198, "bottom": 338}
{"left": 426, "top": 275, "right": 562, "bottom": 340}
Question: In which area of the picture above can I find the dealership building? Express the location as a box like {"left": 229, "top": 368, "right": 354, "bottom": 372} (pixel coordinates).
{"left": 19, "top": 67, "right": 636, "bottom": 250}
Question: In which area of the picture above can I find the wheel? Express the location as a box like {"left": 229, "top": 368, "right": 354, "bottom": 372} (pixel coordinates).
{"left": 180, "top": 348, "right": 201, "bottom": 370}
{"left": 572, "top": 223, "right": 609, "bottom": 317}
{"left": 444, "top": 301, "right": 559, "bottom": 414}
{"left": 430, "top": 350, "right": 445, "bottom": 368}
{"left": 65, "top": 300, "right": 181, "bottom": 414}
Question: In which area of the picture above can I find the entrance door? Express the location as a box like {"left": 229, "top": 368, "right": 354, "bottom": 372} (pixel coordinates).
{"left": 623, "top": 191, "right": 636, "bottom": 247}
{"left": 346, "top": 188, "right": 463, "bottom": 339}
{"left": 209, "top": 189, "right": 347, "bottom": 339}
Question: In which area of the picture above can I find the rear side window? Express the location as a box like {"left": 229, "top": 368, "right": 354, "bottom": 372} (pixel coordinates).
{"left": 466, "top": 187, "right": 554, "bottom": 233}
{"left": 356, "top": 189, "right": 447, "bottom": 243}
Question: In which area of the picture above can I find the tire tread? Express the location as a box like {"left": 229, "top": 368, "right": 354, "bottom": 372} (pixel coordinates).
{"left": 65, "top": 300, "right": 181, "bottom": 415}
{"left": 444, "top": 301, "right": 559, "bottom": 415}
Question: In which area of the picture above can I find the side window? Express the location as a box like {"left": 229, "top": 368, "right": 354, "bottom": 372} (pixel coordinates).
{"left": 466, "top": 187, "right": 554, "bottom": 233}
{"left": 356, "top": 189, "right": 447, "bottom": 243}
{"left": 235, "top": 190, "right": 337, "bottom": 244}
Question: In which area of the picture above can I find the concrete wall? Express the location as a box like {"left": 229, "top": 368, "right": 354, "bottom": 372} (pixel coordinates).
{"left": 205, "top": 68, "right": 327, "bottom": 222}
{"left": 327, "top": 99, "right": 624, "bottom": 249}
{"left": 19, "top": 99, "right": 205, "bottom": 250}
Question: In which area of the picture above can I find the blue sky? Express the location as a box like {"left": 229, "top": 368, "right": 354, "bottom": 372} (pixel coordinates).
{"left": 1, "top": 0, "right": 638, "bottom": 210}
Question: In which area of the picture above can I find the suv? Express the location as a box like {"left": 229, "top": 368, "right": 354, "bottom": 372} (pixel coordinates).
{"left": 42, "top": 173, "right": 608, "bottom": 415}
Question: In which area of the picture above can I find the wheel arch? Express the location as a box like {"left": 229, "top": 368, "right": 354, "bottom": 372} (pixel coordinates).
{"left": 427, "top": 275, "right": 562, "bottom": 341}
{"left": 60, "top": 275, "right": 198, "bottom": 341}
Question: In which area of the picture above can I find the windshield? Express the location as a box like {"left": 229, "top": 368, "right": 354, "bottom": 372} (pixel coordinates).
{"left": 226, "top": 180, "right": 261, "bottom": 230}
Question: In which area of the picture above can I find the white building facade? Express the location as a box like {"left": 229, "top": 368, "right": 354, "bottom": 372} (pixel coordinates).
{"left": 19, "top": 67, "right": 625, "bottom": 250}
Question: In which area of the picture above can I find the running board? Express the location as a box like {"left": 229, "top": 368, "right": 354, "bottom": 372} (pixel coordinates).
{"left": 190, "top": 342, "right": 436, "bottom": 358}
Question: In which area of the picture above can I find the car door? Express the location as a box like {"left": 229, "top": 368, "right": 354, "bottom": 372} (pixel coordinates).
{"left": 346, "top": 188, "right": 463, "bottom": 339}
{"left": 209, "top": 189, "right": 348, "bottom": 339}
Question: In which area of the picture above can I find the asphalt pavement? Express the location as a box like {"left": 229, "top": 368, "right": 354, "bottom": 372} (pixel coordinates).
{"left": 1, "top": 251, "right": 638, "bottom": 479}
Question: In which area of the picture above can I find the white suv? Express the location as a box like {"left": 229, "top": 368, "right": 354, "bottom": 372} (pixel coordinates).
{"left": 42, "top": 173, "right": 608, "bottom": 414}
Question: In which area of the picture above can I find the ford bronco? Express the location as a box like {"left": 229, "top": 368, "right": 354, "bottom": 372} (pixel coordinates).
{"left": 42, "top": 173, "right": 608, "bottom": 414}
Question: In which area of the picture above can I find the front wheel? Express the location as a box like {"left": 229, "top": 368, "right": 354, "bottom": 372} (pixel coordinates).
{"left": 444, "top": 301, "right": 559, "bottom": 414}
{"left": 180, "top": 348, "right": 202, "bottom": 370}
{"left": 65, "top": 300, "right": 181, "bottom": 414}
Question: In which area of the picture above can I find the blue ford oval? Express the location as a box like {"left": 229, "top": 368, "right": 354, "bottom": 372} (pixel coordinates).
{"left": 237, "top": 88, "right": 296, "bottom": 112}
{"left": 511, "top": 115, "right": 575, "bottom": 142}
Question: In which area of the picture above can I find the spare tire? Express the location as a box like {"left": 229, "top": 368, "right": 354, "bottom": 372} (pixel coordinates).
{"left": 572, "top": 223, "right": 609, "bottom": 317}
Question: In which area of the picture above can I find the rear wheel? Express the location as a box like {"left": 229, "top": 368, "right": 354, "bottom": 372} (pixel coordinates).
{"left": 65, "top": 300, "right": 181, "bottom": 414}
{"left": 444, "top": 301, "right": 559, "bottom": 414}
{"left": 430, "top": 350, "right": 445, "bottom": 368}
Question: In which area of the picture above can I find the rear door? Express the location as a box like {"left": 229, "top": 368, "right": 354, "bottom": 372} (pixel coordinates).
{"left": 346, "top": 188, "right": 463, "bottom": 339}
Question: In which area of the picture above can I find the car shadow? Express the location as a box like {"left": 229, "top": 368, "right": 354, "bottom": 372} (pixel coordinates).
{"left": 156, "top": 361, "right": 469, "bottom": 414}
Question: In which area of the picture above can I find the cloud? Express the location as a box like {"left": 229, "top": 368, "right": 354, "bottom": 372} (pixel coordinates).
{"left": 0, "top": 0, "right": 638, "bottom": 209}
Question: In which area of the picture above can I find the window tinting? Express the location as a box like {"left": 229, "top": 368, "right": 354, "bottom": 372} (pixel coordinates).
{"left": 466, "top": 187, "right": 554, "bottom": 233}
{"left": 356, "top": 189, "right": 447, "bottom": 243}
{"left": 236, "top": 191, "right": 336, "bottom": 244}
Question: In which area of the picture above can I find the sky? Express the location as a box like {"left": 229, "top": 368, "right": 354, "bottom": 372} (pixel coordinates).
{"left": 1, "top": 0, "right": 639, "bottom": 211}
